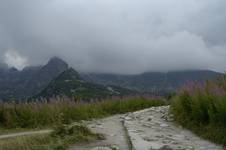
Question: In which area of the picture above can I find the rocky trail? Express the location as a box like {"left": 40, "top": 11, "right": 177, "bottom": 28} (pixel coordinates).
{"left": 70, "top": 106, "right": 223, "bottom": 150}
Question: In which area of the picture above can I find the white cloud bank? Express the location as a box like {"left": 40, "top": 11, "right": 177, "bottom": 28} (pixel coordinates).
{"left": 0, "top": 0, "right": 226, "bottom": 74}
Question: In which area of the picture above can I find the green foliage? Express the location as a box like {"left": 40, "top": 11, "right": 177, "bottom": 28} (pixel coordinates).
{"left": 171, "top": 78, "right": 226, "bottom": 146}
{"left": 0, "top": 97, "right": 165, "bottom": 129}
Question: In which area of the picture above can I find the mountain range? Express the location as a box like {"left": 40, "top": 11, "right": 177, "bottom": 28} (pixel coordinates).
{"left": 0, "top": 57, "right": 223, "bottom": 101}
{"left": 82, "top": 70, "right": 221, "bottom": 94}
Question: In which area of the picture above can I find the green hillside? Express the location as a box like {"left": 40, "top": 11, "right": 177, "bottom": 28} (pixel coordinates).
{"left": 35, "top": 68, "right": 133, "bottom": 100}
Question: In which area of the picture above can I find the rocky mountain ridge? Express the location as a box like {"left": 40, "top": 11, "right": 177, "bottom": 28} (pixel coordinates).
{"left": 0, "top": 57, "right": 222, "bottom": 101}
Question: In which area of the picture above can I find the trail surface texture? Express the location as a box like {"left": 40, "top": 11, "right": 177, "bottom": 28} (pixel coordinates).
{"left": 123, "top": 106, "right": 223, "bottom": 150}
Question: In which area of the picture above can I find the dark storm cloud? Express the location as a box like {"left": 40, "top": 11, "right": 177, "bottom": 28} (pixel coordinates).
{"left": 0, "top": 0, "right": 226, "bottom": 73}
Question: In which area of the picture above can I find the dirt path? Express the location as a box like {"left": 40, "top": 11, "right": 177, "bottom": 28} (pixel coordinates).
{"left": 0, "top": 129, "right": 52, "bottom": 140}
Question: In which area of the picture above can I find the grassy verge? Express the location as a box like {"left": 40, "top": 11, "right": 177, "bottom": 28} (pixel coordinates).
{"left": 0, "top": 124, "right": 104, "bottom": 150}
{"left": 0, "top": 96, "right": 165, "bottom": 129}
{"left": 170, "top": 79, "right": 226, "bottom": 146}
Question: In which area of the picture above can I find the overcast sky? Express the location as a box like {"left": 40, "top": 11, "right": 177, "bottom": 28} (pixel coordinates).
{"left": 0, "top": 0, "right": 226, "bottom": 74}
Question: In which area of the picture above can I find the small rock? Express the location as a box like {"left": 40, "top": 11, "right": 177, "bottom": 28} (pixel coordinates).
{"left": 187, "top": 145, "right": 195, "bottom": 150}
{"left": 96, "top": 122, "right": 102, "bottom": 126}
{"left": 171, "top": 141, "right": 179, "bottom": 145}
{"left": 185, "top": 136, "right": 190, "bottom": 141}
{"left": 124, "top": 116, "right": 132, "bottom": 121}
{"left": 159, "top": 145, "right": 173, "bottom": 150}
{"left": 148, "top": 117, "right": 153, "bottom": 121}
{"left": 166, "top": 118, "right": 174, "bottom": 122}
{"left": 111, "top": 145, "right": 119, "bottom": 150}
{"left": 155, "top": 135, "right": 164, "bottom": 138}
{"left": 162, "top": 140, "right": 172, "bottom": 144}
{"left": 160, "top": 123, "right": 169, "bottom": 127}
{"left": 142, "top": 123, "right": 152, "bottom": 128}
{"left": 143, "top": 136, "right": 158, "bottom": 142}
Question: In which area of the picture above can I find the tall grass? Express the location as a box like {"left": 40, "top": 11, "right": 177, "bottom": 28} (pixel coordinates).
{"left": 0, "top": 96, "right": 165, "bottom": 129}
{"left": 171, "top": 76, "right": 226, "bottom": 146}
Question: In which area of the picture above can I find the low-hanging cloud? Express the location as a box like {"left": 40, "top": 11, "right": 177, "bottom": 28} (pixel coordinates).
{"left": 4, "top": 50, "right": 28, "bottom": 70}
{"left": 0, "top": 0, "right": 226, "bottom": 74}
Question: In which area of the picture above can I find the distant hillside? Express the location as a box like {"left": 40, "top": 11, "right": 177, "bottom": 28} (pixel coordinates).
{"left": 82, "top": 70, "right": 222, "bottom": 94}
{"left": 35, "top": 68, "right": 134, "bottom": 100}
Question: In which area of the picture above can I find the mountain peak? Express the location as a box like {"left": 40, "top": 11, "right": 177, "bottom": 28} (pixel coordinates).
{"left": 47, "top": 57, "right": 68, "bottom": 66}
{"left": 44, "top": 57, "right": 69, "bottom": 71}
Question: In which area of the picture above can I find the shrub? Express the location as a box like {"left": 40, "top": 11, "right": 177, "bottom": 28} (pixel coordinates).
{"left": 171, "top": 77, "right": 226, "bottom": 146}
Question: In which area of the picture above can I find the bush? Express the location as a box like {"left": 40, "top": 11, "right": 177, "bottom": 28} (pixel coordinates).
{"left": 171, "top": 78, "right": 226, "bottom": 146}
